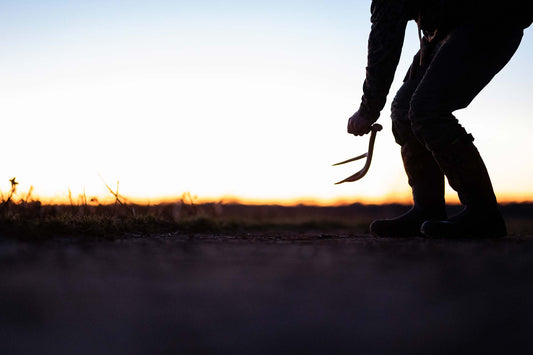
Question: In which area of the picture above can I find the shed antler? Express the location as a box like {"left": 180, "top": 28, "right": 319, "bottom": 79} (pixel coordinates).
{"left": 333, "top": 124, "right": 383, "bottom": 184}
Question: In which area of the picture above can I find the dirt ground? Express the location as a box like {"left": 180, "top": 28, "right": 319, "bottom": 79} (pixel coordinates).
{"left": 2, "top": 232, "right": 533, "bottom": 354}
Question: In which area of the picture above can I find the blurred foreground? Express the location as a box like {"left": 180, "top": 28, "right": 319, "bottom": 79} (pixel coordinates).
{"left": 0, "top": 217, "right": 533, "bottom": 354}
{"left": 1, "top": 233, "right": 533, "bottom": 354}
{"left": 1, "top": 203, "right": 533, "bottom": 354}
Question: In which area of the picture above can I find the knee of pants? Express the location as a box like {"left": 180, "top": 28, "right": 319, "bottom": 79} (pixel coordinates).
{"left": 390, "top": 92, "right": 410, "bottom": 121}
{"left": 391, "top": 97, "right": 414, "bottom": 146}
{"left": 391, "top": 119, "right": 415, "bottom": 146}
{"left": 408, "top": 106, "right": 469, "bottom": 152}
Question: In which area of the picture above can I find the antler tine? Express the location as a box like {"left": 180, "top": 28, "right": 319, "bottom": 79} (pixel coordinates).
{"left": 332, "top": 153, "right": 368, "bottom": 166}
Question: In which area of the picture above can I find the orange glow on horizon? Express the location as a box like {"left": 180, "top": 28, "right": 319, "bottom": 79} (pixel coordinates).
{"left": 26, "top": 192, "right": 533, "bottom": 207}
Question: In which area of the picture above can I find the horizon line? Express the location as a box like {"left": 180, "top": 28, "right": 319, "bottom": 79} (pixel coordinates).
{"left": 15, "top": 193, "right": 533, "bottom": 207}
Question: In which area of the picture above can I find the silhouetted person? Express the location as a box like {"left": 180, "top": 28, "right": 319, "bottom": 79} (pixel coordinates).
{"left": 348, "top": 1, "right": 532, "bottom": 238}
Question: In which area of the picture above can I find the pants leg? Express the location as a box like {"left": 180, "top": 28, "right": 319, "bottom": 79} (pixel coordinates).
{"left": 370, "top": 62, "right": 447, "bottom": 237}
{"left": 391, "top": 49, "right": 445, "bottom": 212}
{"left": 409, "top": 22, "right": 524, "bottom": 151}
{"left": 409, "top": 22, "right": 523, "bottom": 237}
{"left": 409, "top": 22, "right": 523, "bottom": 203}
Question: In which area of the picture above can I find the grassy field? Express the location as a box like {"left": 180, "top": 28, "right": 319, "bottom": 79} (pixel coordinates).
{"left": 1, "top": 176, "right": 531, "bottom": 239}
{"left": 1, "top": 195, "right": 532, "bottom": 239}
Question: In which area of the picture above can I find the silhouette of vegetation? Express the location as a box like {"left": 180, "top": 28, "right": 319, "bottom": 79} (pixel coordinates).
{"left": 0, "top": 178, "right": 531, "bottom": 240}
{"left": 0, "top": 178, "right": 373, "bottom": 240}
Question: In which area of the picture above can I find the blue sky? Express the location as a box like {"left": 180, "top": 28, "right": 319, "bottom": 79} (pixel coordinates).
{"left": 1, "top": 1, "right": 531, "bottom": 204}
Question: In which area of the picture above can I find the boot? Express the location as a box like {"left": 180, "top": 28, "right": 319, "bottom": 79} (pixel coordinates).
{"left": 420, "top": 135, "right": 507, "bottom": 238}
{"left": 370, "top": 139, "right": 446, "bottom": 237}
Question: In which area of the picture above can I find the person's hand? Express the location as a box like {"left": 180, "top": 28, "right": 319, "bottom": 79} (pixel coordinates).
{"left": 347, "top": 110, "right": 375, "bottom": 136}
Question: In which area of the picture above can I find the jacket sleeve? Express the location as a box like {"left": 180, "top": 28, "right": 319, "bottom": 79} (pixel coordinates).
{"left": 358, "top": 0, "right": 411, "bottom": 121}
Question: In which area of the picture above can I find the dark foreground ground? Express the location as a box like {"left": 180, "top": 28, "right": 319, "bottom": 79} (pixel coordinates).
{"left": 2, "top": 231, "right": 533, "bottom": 354}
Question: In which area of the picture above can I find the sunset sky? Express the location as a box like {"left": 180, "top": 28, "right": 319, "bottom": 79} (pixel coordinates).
{"left": 1, "top": 1, "right": 532, "bottom": 205}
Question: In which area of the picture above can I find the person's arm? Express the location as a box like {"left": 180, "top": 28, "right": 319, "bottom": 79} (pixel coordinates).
{"left": 348, "top": 0, "right": 411, "bottom": 135}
